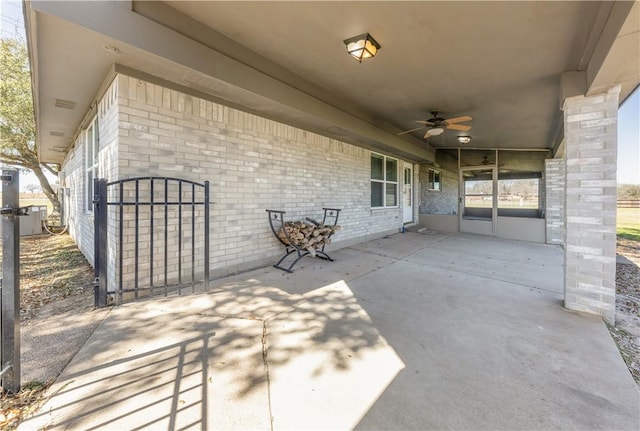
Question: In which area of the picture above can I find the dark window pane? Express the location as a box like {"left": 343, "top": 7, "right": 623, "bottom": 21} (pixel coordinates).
{"left": 94, "top": 119, "right": 100, "bottom": 160}
{"left": 86, "top": 125, "right": 94, "bottom": 166}
{"left": 371, "top": 182, "right": 383, "bottom": 207}
{"left": 86, "top": 171, "right": 94, "bottom": 211}
{"left": 429, "top": 169, "right": 441, "bottom": 190}
{"left": 386, "top": 159, "right": 397, "bottom": 182}
{"left": 386, "top": 183, "right": 397, "bottom": 206}
{"left": 371, "top": 155, "right": 384, "bottom": 180}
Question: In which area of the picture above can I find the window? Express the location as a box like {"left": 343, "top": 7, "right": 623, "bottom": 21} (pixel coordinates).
{"left": 371, "top": 153, "right": 398, "bottom": 208}
{"left": 428, "top": 169, "right": 441, "bottom": 191}
{"left": 85, "top": 118, "right": 99, "bottom": 212}
{"left": 464, "top": 178, "right": 493, "bottom": 209}
{"left": 498, "top": 178, "right": 540, "bottom": 210}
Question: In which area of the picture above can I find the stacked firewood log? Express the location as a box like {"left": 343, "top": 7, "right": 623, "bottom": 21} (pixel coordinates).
{"left": 277, "top": 218, "right": 341, "bottom": 256}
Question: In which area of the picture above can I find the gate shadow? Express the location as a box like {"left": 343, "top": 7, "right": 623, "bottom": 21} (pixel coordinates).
{"left": 25, "top": 331, "right": 220, "bottom": 430}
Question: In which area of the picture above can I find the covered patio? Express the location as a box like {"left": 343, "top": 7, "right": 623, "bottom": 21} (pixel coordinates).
{"left": 23, "top": 0, "right": 640, "bottom": 325}
{"left": 20, "top": 233, "right": 639, "bottom": 430}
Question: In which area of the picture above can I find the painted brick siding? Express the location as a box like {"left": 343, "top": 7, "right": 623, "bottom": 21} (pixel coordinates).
{"left": 116, "top": 75, "right": 406, "bottom": 279}
{"left": 61, "top": 143, "right": 89, "bottom": 257}
{"left": 419, "top": 166, "right": 458, "bottom": 215}
{"left": 562, "top": 86, "right": 619, "bottom": 324}
{"left": 61, "top": 77, "right": 120, "bottom": 267}
{"left": 545, "top": 158, "right": 565, "bottom": 245}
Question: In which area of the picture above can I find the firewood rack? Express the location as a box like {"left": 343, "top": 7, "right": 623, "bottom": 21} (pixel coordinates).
{"left": 266, "top": 208, "right": 341, "bottom": 273}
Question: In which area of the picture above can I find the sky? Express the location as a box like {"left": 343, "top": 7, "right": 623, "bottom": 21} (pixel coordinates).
{"left": 618, "top": 89, "right": 640, "bottom": 185}
{"left": 1, "top": 1, "right": 639, "bottom": 190}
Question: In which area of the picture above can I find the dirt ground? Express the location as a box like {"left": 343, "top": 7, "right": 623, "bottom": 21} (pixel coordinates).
{"left": 0, "top": 234, "right": 99, "bottom": 430}
{"left": 611, "top": 238, "right": 640, "bottom": 386}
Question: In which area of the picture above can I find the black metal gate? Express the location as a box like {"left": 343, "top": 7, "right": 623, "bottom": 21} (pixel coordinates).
{"left": 93, "top": 177, "right": 210, "bottom": 307}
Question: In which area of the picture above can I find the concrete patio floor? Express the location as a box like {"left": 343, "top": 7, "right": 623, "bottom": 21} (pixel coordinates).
{"left": 20, "top": 233, "right": 639, "bottom": 430}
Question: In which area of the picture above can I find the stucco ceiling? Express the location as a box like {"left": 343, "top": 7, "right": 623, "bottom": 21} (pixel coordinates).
{"left": 25, "top": 1, "right": 640, "bottom": 164}
{"left": 165, "top": 0, "right": 597, "bottom": 147}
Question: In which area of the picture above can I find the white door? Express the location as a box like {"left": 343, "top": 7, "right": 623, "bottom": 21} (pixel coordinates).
{"left": 403, "top": 166, "right": 413, "bottom": 223}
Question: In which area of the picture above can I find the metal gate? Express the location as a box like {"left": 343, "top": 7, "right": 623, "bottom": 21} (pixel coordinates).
{"left": 93, "top": 177, "right": 210, "bottom": 307}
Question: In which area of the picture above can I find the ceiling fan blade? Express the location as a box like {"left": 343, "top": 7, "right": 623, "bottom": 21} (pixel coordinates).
{"left": 416, "top": 120, "right": 435, "bottom": 125}
{"left": 446, "top": 115, "right": 472, "bottom": 124}
{"left": 447, "top": 124, "right": 471, "bottom": 131}
{"left": 423, "top": 131, "right": 432, "bottom": 139}
{"left": 398, "top": 126, "right": 426, "bottom": 135}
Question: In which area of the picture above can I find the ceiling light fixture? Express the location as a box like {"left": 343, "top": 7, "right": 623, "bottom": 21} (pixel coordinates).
{"left": 457, "top": 135, "right": 472, "bottom": 144}
{"left": 427, "top": 127, "right": 444, "bottom": 136}
{"left": 343, "top": 33, "right": 381, "bottom": 63}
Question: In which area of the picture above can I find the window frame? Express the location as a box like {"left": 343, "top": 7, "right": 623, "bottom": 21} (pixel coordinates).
{"left": 497, "top": 177, "right": 540, "bottom": 211}
{"left": 370, "top": 152, "right": 399, "bottom": 209}
{"left": 428, "top": 168, "right": 442, "bottom": 191}
{"left": 85, "top": 117, "right": 99, "bottom": 213}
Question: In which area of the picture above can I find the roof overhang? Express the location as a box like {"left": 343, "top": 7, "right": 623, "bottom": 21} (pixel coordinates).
{"left": 24, "top": 1, "right": 640, "bottom": 165}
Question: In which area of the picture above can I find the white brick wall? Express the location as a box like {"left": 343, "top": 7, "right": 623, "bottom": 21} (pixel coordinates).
{"left": 562, "top": 86, "right": 619, "bottom": 324}
{"left": 62, "top": 77, "right": 120, "bottom": 269}
{"left": 61, "top": 143, "right": 88, "bottom": 255}
{"left": 545, "top": 158, "right": 565, "bottom": 245}
{"left": 419, "top": 166, "right": 458, "bottom": 215}
{"left": 63, "top": 73, "right": 411, "bottom": 287}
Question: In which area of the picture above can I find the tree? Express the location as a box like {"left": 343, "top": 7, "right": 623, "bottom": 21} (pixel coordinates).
{"left": 0, "top": 38, "right": 59, "bottom": 213}
{"left": 24, "top": 183, "right": 40, "bottom": 193}
{"left": 618, "top": 184, "right": 640, "bottom": 199}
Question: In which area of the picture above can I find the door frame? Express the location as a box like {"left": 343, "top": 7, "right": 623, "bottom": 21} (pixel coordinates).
{"left": 403, "top": 164, "right": 414, "bottom": 224}
{"left": 459, "top": 165, "right": 497, "bottom": 235}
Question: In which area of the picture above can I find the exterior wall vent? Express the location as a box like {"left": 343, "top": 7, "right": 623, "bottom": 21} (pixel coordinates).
{"left": 184, "top": 72, "right": 225, "bottom": 93}
{"left": 49, "top": 131, "right": 65, "bottom": 137}
{"left": 54, "top": 99, "right": 76, "bottom": 109}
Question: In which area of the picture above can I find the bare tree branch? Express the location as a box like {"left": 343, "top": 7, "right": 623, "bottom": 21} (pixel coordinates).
{"left": 1, "top": 38, "right": 59, "bottom": 213}
{"left": 42, "top": 163, "right": 59, "bottom": 176}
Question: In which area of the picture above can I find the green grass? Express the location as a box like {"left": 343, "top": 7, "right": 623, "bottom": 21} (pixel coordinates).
{"left": 618, "top": 207, "right": 640, "bottom": 242}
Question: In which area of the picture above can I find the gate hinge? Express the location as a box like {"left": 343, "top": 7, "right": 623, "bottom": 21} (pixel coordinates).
{"left": 1, "top": 205, "right": 32, "bottom": 217}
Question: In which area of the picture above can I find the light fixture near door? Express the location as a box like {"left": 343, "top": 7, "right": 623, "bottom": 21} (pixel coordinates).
{"left": 344, "top": 33, "right": 381, "bottom": 63}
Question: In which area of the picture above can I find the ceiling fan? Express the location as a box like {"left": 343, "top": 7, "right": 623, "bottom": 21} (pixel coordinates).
{"left": 481, "top": 155, "right": 506, "bottom": 168}
{"left": 398, "top": 111, "right": 472, "bottom": 138}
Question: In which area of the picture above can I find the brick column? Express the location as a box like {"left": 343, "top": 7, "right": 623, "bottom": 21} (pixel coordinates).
{"left": 545, "top": 158, "right": 565, "bottom": 245}
{"left": 563, "top": 85, "right": 619, "bottom": 324}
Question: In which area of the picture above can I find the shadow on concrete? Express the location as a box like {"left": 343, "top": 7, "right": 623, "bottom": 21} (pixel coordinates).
{"left": 20, "top": 233, "right": 640, "bottom": 430}
{"left": 38, "top": 333, "right": 214, "bottom": 430}
{"left": 22, "top": 266, "right": 395, "bottom": 429}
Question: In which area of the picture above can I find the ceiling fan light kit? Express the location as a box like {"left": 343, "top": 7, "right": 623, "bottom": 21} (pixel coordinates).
{"left": 344, "top": 33, "right": 381, "bottom": 63}
{"left": 398, "top": 111, "right": 473, "bottom": 141}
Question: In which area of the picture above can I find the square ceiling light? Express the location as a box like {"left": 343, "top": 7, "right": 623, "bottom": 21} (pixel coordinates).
{"left": 343, "top": 33, "right": 381, "bottom": 63}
